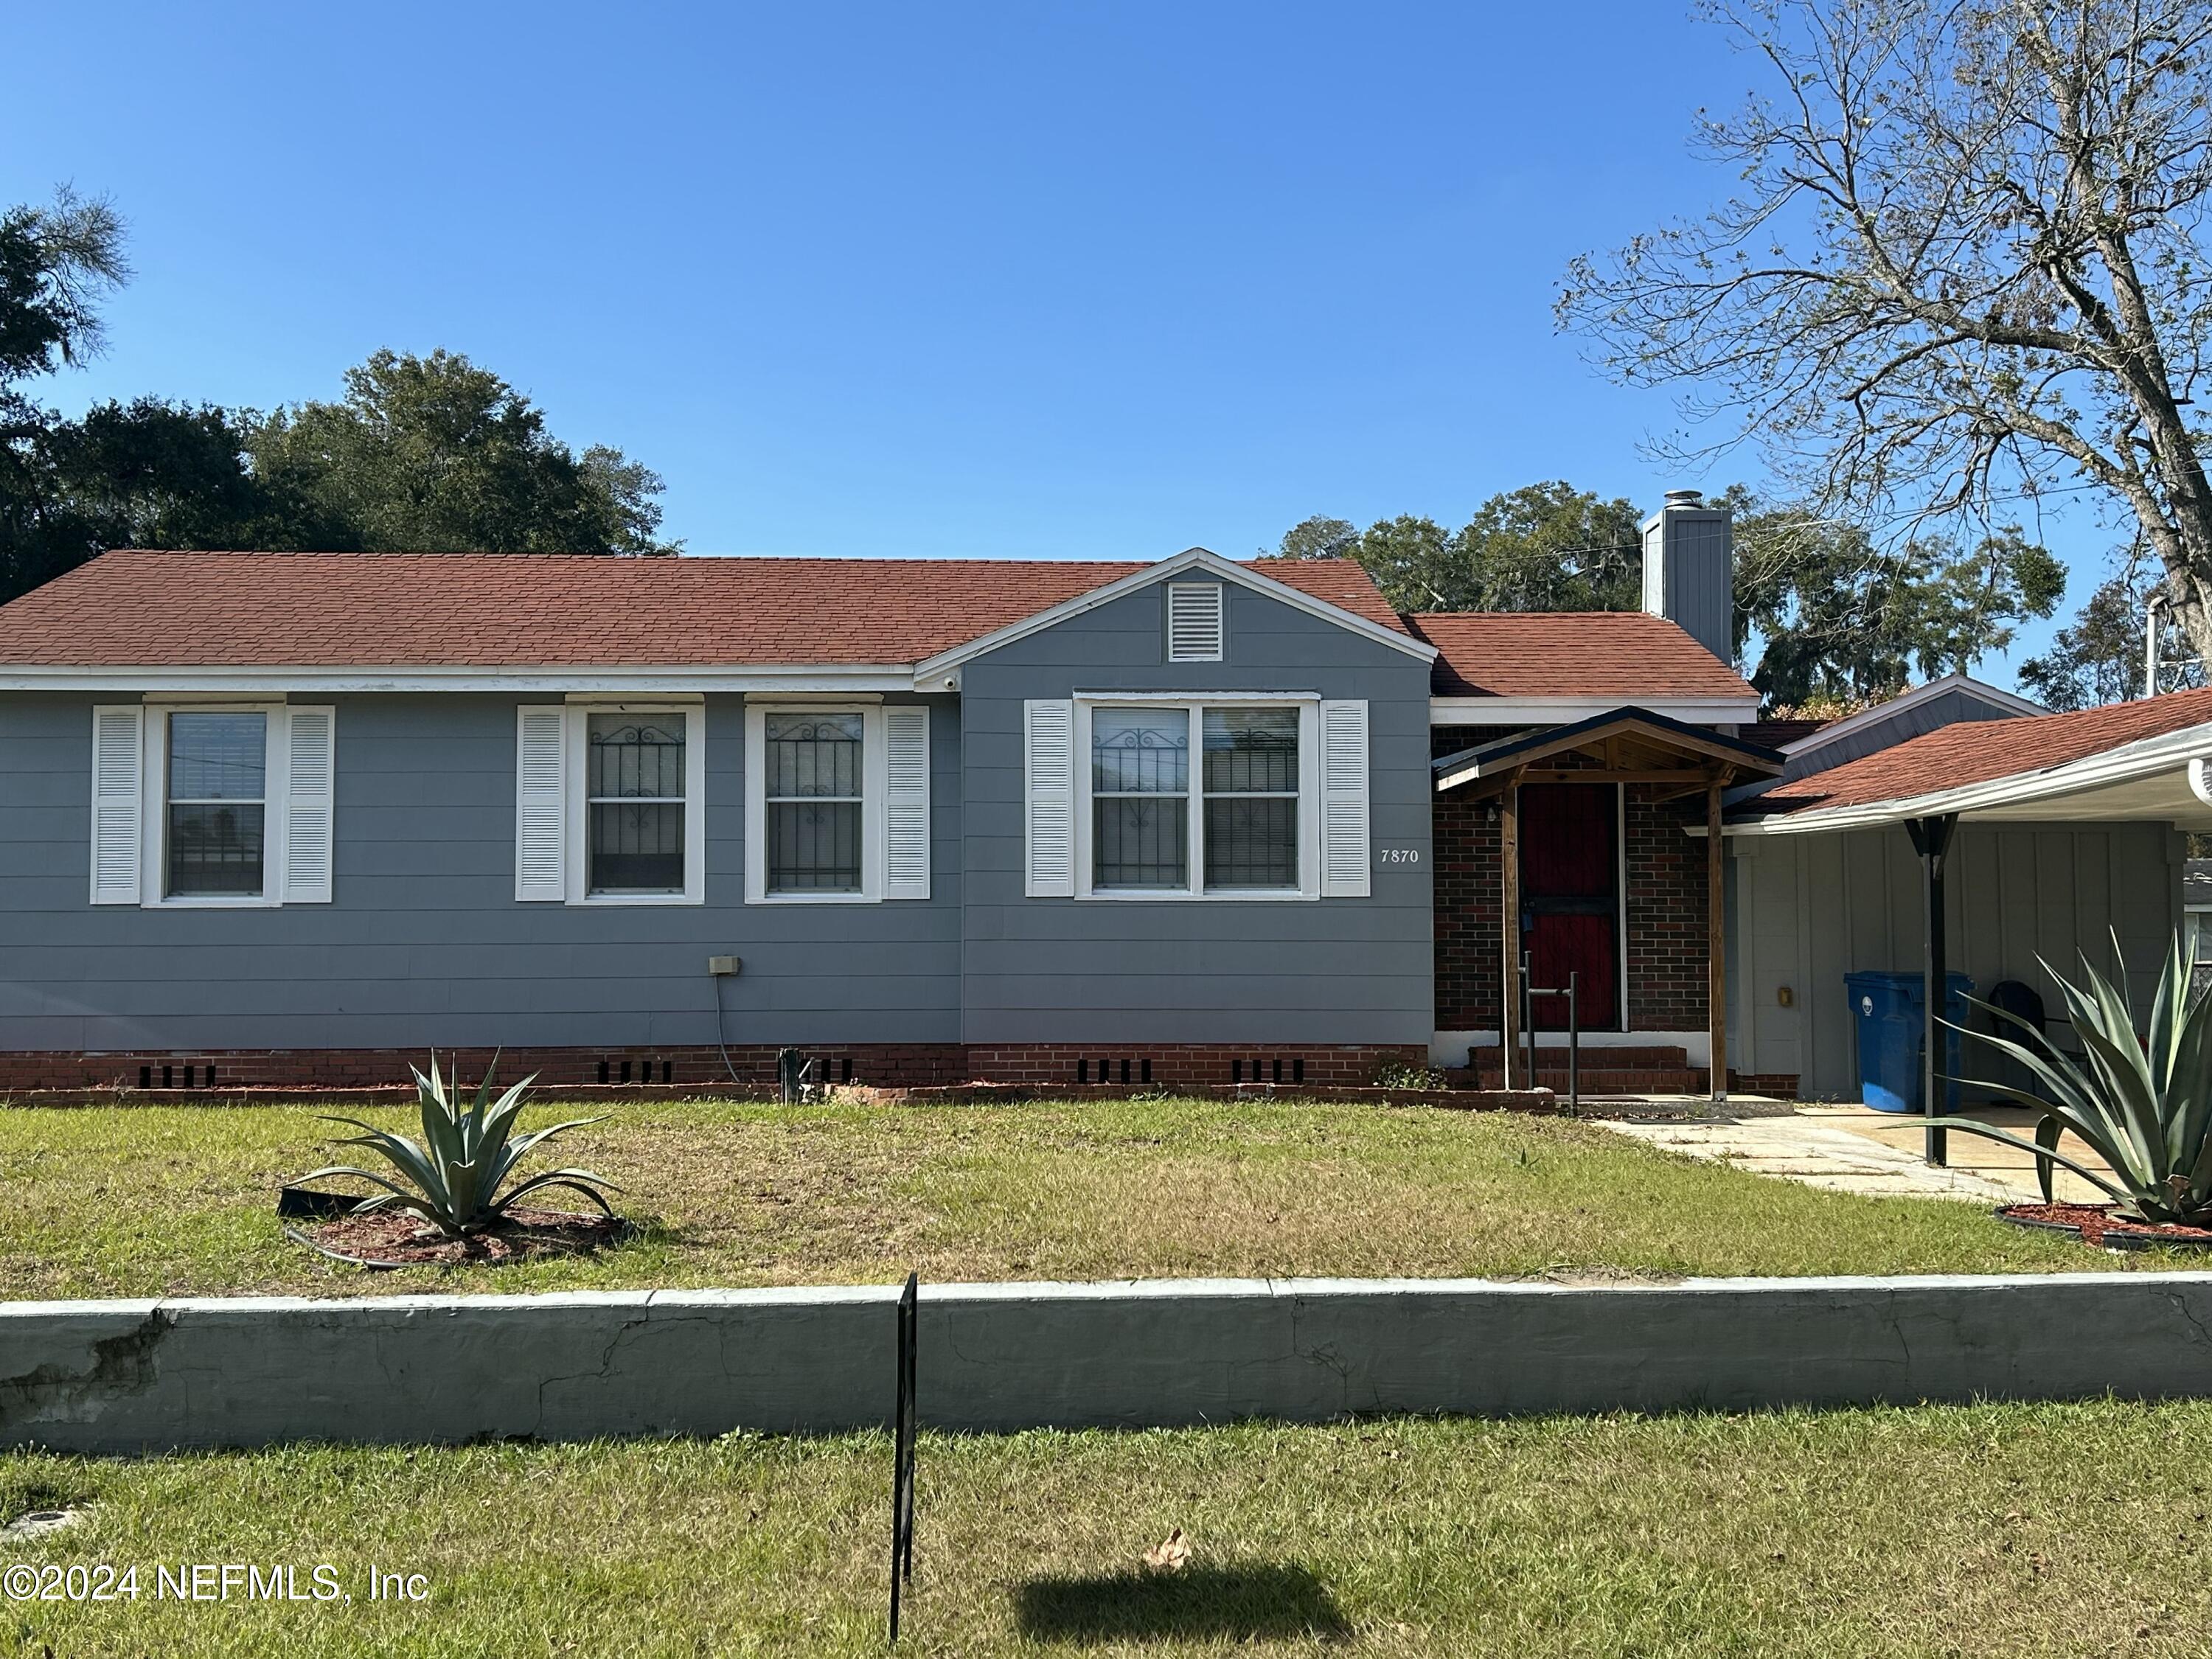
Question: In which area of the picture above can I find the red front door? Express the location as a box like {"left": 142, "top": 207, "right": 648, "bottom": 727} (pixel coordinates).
{"left": 1519, "top": 783, "right": 1621, "bottom": 1031}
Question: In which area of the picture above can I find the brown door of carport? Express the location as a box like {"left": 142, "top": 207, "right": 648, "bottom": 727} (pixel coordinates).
{"left": 1518, "top": 782, "right": 1621, "bottom": 1031}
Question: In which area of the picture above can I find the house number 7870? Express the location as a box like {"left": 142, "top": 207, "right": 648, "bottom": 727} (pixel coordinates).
{"left": 1377, "top": 848, "right": 1420, "bottom": 864}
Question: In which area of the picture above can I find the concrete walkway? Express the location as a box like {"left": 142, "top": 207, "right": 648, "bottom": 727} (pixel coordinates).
{"left": 1601, "top": 1109, "right": 2025, "bottom": 1202}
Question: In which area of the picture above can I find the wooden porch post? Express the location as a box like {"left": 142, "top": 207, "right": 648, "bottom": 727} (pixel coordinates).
{"left": 1500, "top": 780, "right": 1521, "bottom": 1091}
{"left": 1707, "top": 775, "right": 1728, "bottom": 1107}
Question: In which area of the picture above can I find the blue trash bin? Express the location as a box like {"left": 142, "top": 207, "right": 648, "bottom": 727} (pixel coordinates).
{"left": 1844, "top": 970, "right": 1975, "bottom": 1113}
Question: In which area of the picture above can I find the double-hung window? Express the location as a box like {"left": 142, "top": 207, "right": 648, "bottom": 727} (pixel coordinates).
{"left": 1071, "top": 699, "right": 1324, "bottom": 899}
{"left": 585, "top": 714, "right": 689, "bottom": 895}
{"left": 1090, "top": 709, "right": 1190, "bottom": 889}
{"left": 741, "top": 702, "right": 933, "bottom": 903}
{"left": 1201, "top": 708, "right": 1299, "bottom": 889}
{"left": 764, "top": 712, "right": 865, "bottom": 893}
{"left": 513, "top": 700, "right": 705, "bottom": 905}
{"left": 88, "top": 702, "right": 338, "bottom": 908}
{"left": 166, "top": 712, "right": 268, "bottom": 897}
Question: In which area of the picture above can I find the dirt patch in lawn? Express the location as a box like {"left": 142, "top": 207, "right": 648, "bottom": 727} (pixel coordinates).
{"left": 290, "top": 1207, "right": 626, "bottom": 1269}
{"left": 2000, "top": 1201, "right": 2212, "bottom": 1251}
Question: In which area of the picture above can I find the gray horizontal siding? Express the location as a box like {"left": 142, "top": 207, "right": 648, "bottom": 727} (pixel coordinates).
{"left": 0, "top": 692, "right": 962, "bottom": 1052}
{"left": 1, "top": 573, "right": 1438, "bottom": 1060}
{"left": 958, "top": 578, "right": 1434, "bottom": 1046}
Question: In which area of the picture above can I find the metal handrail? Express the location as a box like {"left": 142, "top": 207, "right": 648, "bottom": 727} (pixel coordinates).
{"left": 1518, "top": 954, "right": 1581, "bottom": 1111}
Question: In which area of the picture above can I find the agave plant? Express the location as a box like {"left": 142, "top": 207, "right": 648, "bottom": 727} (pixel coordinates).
{"left": 1931, "top": 936, "right": 2212, "bottom": 1225}
{"left": 295, "top": 1054, "right": 616, "bottom": 1237}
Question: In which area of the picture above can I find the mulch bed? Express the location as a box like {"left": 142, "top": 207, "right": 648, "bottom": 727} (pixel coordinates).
{"left": 287, "top": 1206, "right": 627, "bottom": 1270}
{"left": 1998, "top": 1201, "right": 2212, "bottom": 1252}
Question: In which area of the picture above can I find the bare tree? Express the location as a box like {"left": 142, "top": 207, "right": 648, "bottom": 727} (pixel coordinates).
{"left": 1558, "top": 0, "right": 2212, "bottom": 660}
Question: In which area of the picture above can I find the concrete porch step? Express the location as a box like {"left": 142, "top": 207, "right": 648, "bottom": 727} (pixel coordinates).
{"left": 1476, "top": 1070, "right": 1710, "bottom": 1095}
{"left": 1468, "top": 1046, "right": 1704, "bottom": 1094}
{"left": 1467, "top": 1044, "right": 1692, "bottom": 1069}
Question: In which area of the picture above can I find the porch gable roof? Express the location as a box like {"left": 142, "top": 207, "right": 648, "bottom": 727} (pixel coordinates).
{"left": 1432, "top": 705, "right": 1786, "bottom": 794}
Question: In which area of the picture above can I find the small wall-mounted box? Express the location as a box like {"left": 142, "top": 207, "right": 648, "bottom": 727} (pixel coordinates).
{"left": 707, "top": 956, "right": 742, "bottom": 976}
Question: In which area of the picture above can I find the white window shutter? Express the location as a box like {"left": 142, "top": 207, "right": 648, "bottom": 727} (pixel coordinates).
{"left": 89, "top": 705, "right": 144, "bottom": 905}
{"left": 1023, "top": 699, "right": 1076, "bottom": 897}
{"left": 884, "top": 706, "right": 931, "bottom": 899}
{"left": 1166, "top": 582, "right": 1225, "bottom": 662}
{"left": 280, "top": 706, "right": 337, "bottom": 903}
{"left": 515, "top": 705, "right": 568, "bottom": 902}
{"left": 1319, "top": 699, "right": 1371, "bottom": 898}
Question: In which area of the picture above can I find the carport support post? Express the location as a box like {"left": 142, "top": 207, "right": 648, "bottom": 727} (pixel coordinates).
{"left": 1904, "top": 813, "right": 1958, "bottom": 1167}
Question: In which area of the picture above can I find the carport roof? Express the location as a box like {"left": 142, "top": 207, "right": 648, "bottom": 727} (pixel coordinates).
{"left": 1736, "top": 685, "right": 2212, "bottom": 832}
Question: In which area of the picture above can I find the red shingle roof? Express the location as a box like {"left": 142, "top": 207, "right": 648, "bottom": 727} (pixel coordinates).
{"left": 1408, "top": 611, "right": 1758, "bottom": 700}
{"left": 1750, "top": 686, "right": 2212, "bottom": 816}
{"left": 0, "top": 549, "right": 1407, "bottom": 667}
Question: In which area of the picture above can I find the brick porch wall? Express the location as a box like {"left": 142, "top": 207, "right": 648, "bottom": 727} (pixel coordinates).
{"left": 1624, "top": 787, "right": 1711, "bottom": 1032}
{"left": 0, "top": 1042, "right": 1426, "bottom": 1094}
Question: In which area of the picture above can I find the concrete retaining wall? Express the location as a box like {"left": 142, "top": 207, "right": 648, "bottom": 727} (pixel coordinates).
{"left": 8, "top": 1273, "right": 2212, "bottom": 1453}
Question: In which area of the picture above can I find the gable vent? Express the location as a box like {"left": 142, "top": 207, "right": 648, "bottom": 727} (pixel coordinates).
{"left": 1166, "top": 582, "right": 1225, "bottom": 662}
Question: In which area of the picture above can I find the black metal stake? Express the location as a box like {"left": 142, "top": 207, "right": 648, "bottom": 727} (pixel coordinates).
{"left": 888, "top": 1271, "right": 918, "bottom": 1644}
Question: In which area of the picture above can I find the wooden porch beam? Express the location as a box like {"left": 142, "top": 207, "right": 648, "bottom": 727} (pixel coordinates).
{"left": 1512, "top": 768, "right": 1717, "bottom": 785}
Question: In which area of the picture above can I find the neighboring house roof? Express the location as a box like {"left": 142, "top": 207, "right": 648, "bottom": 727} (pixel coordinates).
{"left": 1745, "top": 718, "right": 1829, "bottom": 748}
{"left": 1742, "top": 685, "right": 2212, "bottom": 828}
{"left": 1408, "top": 612, "right": 1758, "bottom": 701}
{"left": 0, "top": 546, "right": 1408, "bottom": 670}
{"left": 1762, "top": 672, "right": 2042, "bottom": 770}
{"left": 2186, "top": 858, "right": 2212, "bottom": 909}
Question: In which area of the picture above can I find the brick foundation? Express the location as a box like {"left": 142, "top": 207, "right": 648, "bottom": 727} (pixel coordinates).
{"left": 0, "top": 1042, "right": 1427, "bottom": 1096}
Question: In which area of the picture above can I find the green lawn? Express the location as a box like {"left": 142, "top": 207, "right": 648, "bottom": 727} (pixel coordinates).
{"left": 0, "top": 1096, "right": 2171, "bottom": 1298}
{"left": 6, "top": 1399, "right": 2212, "bottom": 1655}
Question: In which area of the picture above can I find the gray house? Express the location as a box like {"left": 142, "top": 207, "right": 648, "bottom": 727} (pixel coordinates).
{"left": 0, "top": 501, "right": 2199, "bottom": 1099}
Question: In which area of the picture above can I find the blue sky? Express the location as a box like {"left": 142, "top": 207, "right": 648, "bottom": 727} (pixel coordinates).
{"left": 5, "top": 2, "right": 2114, "bottom": 682}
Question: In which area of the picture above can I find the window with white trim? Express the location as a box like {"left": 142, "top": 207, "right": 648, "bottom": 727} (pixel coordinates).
{"left": 166, "top": 712, "right": 268, "bottom": 897}
{"left": 765, "top": 712, "right": 864, "bottom": 893}
{"left": 1023, "top": 695, "right": 1369, "bottom": 902}
{"left": 88, "top": 703, "right": 337, "bottom": 908}
{"left": 1070, "top": 698, "right": 1324, "bottom": 899}
{"left": 1202, "top": 707, "right": 1298, "bottom": 889}
{"left": 512, "top": 701, "right": 705, "bottom": 906}
{"left": 1091, "top": 708, "right": 1189, "bottom": 889}
{"left": 742, "top": 702, "right": 932, "bottom": 903}
{"left": 585, "top": 713, "right": 688, "bottom": 895}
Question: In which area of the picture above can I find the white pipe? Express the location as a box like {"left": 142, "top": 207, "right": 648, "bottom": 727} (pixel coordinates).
{"left": 2149, "top": 596, "right": 2164, "bottom": 698}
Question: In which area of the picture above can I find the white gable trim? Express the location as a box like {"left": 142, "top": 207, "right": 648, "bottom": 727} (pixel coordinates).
{"left": 1431, "top": 694, "right": 1757, "bottom": 726}
{"left": 910, "top": 548, "right": 1435, "bottom": 687}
